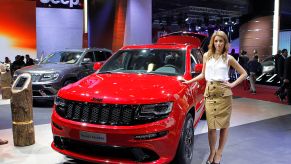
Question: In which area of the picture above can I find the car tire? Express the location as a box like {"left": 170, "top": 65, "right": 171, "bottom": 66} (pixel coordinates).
{"left": 63, "top": 80, "right": 75, "bottom": 87}
{"left": 174, "top": 113, "right": 194, "bottom": 164}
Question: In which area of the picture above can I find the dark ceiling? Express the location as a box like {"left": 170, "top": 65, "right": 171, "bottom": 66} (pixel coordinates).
{"left": 152, "top": 0, "right": 252, "bottom": 32}
{"left": 152, "top": 0, "right": 291, "bottom": 30}
{"left": 153, "top": 0, "right": 250, "bottom": 15}
{"left": 151, "top": 0, "right": 291, "bottom": 40}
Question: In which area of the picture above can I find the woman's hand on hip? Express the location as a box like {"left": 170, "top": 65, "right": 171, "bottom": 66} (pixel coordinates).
{"left": 221, "top": 81, "right": 235, "bottom": 88}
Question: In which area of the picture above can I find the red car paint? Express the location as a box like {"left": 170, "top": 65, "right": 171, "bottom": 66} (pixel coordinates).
{"left": 51, "top": 35, "right": 206, "bottom": 163}
{"left": 157, "top": 31, "right": 208, "bottom": 48}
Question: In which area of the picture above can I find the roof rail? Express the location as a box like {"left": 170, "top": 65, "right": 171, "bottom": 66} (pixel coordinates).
{"left": 154, "top": 43, "right": 178, "bottom": 45}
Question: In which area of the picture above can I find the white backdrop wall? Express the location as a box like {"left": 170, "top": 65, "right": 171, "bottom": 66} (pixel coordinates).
{"left": 124, "top": 0, "right": 152, "bottom": 45}
{"left": 279, "top": 31, "right": 291, "bottom": 55}
{"left": 36, "top": 8, "right": 83, "bottom": 58}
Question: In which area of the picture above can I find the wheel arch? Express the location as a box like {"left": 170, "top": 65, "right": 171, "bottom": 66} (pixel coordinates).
{"left": 62, "top": 77, "right": 78, "bottom": 86}
{"left": 188, "top": 106, "right": 195, "bottom": 120}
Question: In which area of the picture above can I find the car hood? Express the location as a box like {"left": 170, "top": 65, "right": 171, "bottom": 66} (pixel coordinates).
{"left": 58, "top": 73, "right": 185, "bottom": 104}
{"left": 15, "top": 63, "right": 76, "bottom": 74}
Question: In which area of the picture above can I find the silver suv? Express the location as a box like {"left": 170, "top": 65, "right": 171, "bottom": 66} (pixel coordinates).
{"left": 13, "top": 48, "right": 112, "bottom": 100}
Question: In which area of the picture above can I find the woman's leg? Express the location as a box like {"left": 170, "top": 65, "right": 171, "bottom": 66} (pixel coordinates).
{"left": 207, "top": 129, "right": 217, "bottom": 162}
{"left": 214, "top": 127, "right": 229, "bottom": 163}
{"left": 249, "top": 73, "right": 256, "bottom": 92}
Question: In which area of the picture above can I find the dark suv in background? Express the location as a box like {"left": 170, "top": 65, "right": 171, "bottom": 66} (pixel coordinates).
{"left": 13, "top": 48, "right": 112, "bottom": 101}
{"left": 261, "top": 56, "right": 275, "bottom": 75}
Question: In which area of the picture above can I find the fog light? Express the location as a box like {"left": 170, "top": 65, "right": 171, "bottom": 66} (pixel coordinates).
{"left": 134, "top": 131, "right": 168, "bottom": 140}
{"left": 52, "top": 121, "right": 63, "bottom": 130}
{"left": 44, "top": 84, "right": 52, "bottom": 88}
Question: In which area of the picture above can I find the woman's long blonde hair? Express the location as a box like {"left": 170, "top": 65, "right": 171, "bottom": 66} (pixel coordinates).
{"left": 207, "top": 30, "right": 230, "bottom": 62}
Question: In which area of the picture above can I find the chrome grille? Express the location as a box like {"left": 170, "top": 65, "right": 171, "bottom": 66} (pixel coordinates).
{"left": 56, "top": 101, "right": 139, "bottom": 125}
{"left": 31, "top": 74, "right": 42, "bottom": 82}
{"left": 81, "top": 105, "right": 90, "bottom": 122}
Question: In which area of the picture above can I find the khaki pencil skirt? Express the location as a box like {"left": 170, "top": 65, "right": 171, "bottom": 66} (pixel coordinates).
{"left": 204, "top": 81, "right": 233, "bottom": 129}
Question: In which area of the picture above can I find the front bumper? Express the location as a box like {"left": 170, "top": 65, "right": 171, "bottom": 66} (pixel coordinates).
{"left": 51, "top": 109, "right": 181, "bottom": 164}
{"left": 32, "top": 82, "right": 62, "bottom": 100}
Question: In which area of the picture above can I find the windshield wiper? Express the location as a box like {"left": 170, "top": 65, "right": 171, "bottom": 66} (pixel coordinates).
{"left": 146, "top": 72, "right": 176, "bottom": 76}
{"left": 97, "top": 71, "right": 113, "bottom": 74}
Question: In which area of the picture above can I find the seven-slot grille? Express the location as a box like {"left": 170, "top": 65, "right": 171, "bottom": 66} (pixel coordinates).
{"left": 31, "top": 74, "right": 42, "bottom": 82}
{"left": 56, "top": 101, "right": 139, "bottom": 125}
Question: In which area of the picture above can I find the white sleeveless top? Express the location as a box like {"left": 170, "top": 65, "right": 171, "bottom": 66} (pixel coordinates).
{"left": 205, "top": 54, "right": 230, "bottom": 82}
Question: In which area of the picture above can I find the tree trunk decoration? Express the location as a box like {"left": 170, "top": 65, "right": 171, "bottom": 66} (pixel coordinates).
{"left": 2, "top": 87, "right": 12, "bottom": 99}
{"left": 1, "top": 71, "right": 12, "bottom": 99}
{"left": 10, "top": 73, "right": 35, "bottom": 146}
{"left": 0, "top": 71, "right": 12, "bottom": 87}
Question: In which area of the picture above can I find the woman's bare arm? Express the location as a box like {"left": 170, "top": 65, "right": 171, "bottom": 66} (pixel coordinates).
{"left": 224, "top": 55, "right": 248, "bottom": 88}
{"left": 181, "top": 52, "right": 207, "bottom": 84}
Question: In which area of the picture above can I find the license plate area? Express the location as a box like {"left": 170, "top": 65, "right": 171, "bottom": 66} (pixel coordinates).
{"left": 80, "top": 131, "right": 107, "bottom": 143}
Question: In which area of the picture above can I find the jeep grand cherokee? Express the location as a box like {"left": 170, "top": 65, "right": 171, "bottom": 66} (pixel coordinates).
{"left": 51, "top": 34, "right": 206, "bottom": 164}
{"left": 14, "top": 48, "right": 112, "bottom": 100}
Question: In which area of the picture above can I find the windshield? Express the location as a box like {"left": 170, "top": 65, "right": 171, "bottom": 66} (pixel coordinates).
{"left": 41, "top": 51, "right": 83, "bottom": 64}
{"left": 99, "top": 49, "right": 186, "bottom": 76}
{"left": 261, "top": 56, "right": 274, "bottom": 66}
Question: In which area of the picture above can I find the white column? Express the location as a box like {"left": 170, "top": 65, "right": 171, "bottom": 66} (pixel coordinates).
{"left": 279, "top": 31, "right": 291, "bottom": 54}
{"left": 272, "top": 0, "right": 280, "bottom": 55}
{"left": 84, "top": 0, "right": 88, "bottom": 33}
{"left": 124, "top": 0, "right": 152, "bottom": 45}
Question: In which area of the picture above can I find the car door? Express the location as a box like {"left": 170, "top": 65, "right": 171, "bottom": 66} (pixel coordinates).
{"left": 190, "top": 49, "right": 205, "bottom": 122}
{"left": 80, "top": 51, "right": 95, "bottom": 78}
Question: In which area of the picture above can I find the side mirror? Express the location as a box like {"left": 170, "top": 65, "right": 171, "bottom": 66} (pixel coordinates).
{"left": 194, "top": 64, "right": 203, "bottom": 73}
{"left": 81, "top": 58, "right": 91, "bottom": 64}
{"left": 34, "top": 58, "right": 40, "bottom": 64}
{"left": 93, "top": 62, "right": 103, "bottom": 70}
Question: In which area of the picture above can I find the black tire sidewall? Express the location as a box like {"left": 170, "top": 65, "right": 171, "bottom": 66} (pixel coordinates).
{"left": 174, "top": 113, "right": 194, "bottom": 164}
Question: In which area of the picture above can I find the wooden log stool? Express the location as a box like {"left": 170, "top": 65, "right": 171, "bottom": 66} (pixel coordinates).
{"left": 2, "top": 87, "right": 12, "bottom": 99}
{"left": 11, "top": 73, "right": 35, "bottom": 146}
{"left": 1, "top": 71, "right": 12, "bottom": 99}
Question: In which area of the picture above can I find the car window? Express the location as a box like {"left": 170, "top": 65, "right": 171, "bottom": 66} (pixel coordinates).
{"left": 94, "top": 51, "right": 108, "bottom": 62}
{"left": 104, "top": 51, "right": 112, "bottom": 58}
{"left": 100, "top": 49, "right": 186, "bottom": 76}
{"left": 262, "top": 56, "right": 274, "bottom": 62}
{"left": 41, "top": 51, "right": 82, "bottom": 64}
{"left": 190, "top": 49, "right": 203, "bottom": 72}
{"left": 191, "top": 49, "right": 203, "bottom": 63}
{"left": 83, "top": 51, "right": 94, "bottom": 62}
{"left": 190, "top": 54, "right": 197, "bottom": 72}
{"left": 101, "top": 51, "right": 129, "bottom": 71}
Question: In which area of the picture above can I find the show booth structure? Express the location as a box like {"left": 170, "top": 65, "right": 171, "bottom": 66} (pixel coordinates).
{"left": 36, "top": 0, "right": 84, "bottom": 59}
{"left": 88, "top": 0, "right": 152, "bottom": 52}
{"left": 36, "top": 0, "right": 152, "bottom": 56}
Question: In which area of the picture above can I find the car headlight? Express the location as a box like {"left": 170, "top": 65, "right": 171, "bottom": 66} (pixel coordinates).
{"left": 40, "top": 73, "right": 59, "bottom": 81}
{"left": 263, "top": 66, "right": 274, "bottom": 73}
{"left": 135, "top": 102, "right": 173, "bottom": 120}
{"left": 54, "top": 96, "right": 66, "bottom": 117}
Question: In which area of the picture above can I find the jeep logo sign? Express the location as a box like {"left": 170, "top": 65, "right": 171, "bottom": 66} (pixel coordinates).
{"left": 37, "top": 0, "right": 83, "bottom": 9}
{"left": 40, "top": 0, "right": 79, "bottom": 8}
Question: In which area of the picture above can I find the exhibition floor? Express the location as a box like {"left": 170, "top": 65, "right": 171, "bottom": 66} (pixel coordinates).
{"left": 1, "top": 96, "right": 291, "bottom": 164}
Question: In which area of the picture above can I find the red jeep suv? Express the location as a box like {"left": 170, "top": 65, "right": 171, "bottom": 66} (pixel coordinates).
{"left": 51, "top": 34, "right": 206, "bottom": 164}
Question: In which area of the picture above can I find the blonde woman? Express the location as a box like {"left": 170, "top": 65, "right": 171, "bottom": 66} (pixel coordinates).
{"left": 180, "top": 31, "right": 247, "bottom": 164}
